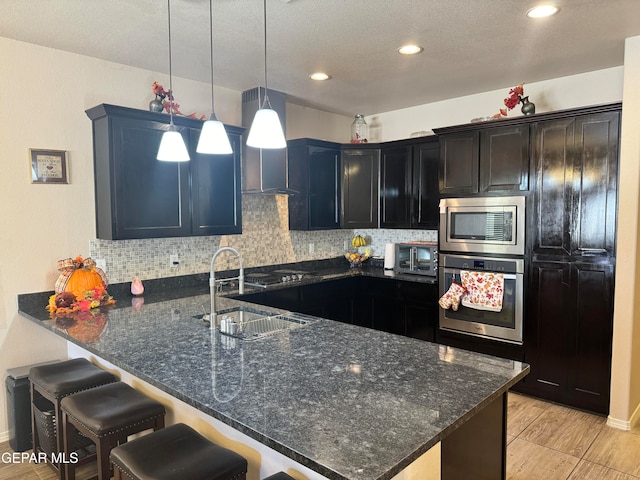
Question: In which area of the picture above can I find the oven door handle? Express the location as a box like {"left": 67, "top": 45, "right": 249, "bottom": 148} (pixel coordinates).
{"left": 442, "top": 269, "right": 520, "bottom": 282}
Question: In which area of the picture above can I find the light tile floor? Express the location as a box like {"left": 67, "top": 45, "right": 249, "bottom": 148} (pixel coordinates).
{"left": 507, "top": 393, "right": 640, "bottom": 480}
{"left": 0, "top": 392, "right": 638, "bottom": 479}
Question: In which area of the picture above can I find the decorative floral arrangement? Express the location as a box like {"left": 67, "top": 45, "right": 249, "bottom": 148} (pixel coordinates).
{"left": 47, "top": 286, "right": 114, "bottom": 316}
{"left": 151, "top": 81, "right": 206, "bottom": 120}
{"left": 492, "top": 83, "right": 525, "bottom": 118}
{"left": 46, "top": 255, "right": 115, "bottom": 317}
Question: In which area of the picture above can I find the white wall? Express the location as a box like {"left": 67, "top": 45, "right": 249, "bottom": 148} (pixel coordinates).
{"left": 370, "top": 67, "right": 624, "bottom": 141}
{"left": 610, "top": 35, "right": 640, "bottom": 429}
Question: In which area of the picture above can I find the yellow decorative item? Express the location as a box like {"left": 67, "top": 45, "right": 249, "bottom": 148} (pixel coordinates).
{"left": 351, "top": 234, "right": 366, "bottom": 248}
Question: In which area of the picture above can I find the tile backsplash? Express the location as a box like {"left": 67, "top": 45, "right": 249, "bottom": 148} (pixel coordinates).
{"left": 91, "top": 195, "right": 436, "bottom": 284}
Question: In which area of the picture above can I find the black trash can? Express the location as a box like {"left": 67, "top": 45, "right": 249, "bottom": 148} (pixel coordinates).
{"left": 5, "top": 361, "right": 60, "bottom": 452}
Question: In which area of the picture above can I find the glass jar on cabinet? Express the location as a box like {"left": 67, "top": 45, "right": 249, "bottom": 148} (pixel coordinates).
{"left": 351, "top": 115, "right": 369, "bottom": 143}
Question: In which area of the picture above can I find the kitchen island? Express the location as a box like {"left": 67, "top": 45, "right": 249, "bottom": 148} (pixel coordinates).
{"left": 18, "top": 276, "right": 528, "bottom": 480}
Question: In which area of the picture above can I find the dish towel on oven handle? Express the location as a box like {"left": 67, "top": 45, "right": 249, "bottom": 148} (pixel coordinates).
{"left": 460, "top": 270, "right": 505, "bottom": 312}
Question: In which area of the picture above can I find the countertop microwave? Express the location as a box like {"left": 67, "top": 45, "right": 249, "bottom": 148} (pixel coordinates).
{"left": 394, "top": 242, "right": 438, "bottom": 276}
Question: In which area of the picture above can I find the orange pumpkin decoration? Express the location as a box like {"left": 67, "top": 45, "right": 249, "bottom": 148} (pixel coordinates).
{"left": 54, "top": 256, "right": 108, "bottom": 300}
{"left": 62, "top": 269, "right": 106, "bottom": 300}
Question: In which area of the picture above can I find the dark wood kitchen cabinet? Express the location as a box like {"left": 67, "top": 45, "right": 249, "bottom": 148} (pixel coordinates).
{"left": 523, "top": 260, "right": 615, "bottom": 414}
{"left": 530, "top": 112, "right": 619, "bottom": 259}
{"left": 436, "top": 124, "right": 529, "bottom": 195}
{"left": 287, "top": 138, "right": 341, "bottom": 230}
{"left": 86, "top": 104, "right": 243, "bottom": 240}
{"left": 379, "top": 137, "right": 440, "bottom": 229}
{"left": 519, "top": 105, "right": 620, "bottom": 414}
{"left": 239, "top": 275, "right": 438, "bottom": 340}
{"left": 341, "top": 146, "right": 380, "bottom": 228}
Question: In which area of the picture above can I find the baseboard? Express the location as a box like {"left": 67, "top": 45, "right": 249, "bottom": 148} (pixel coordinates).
{"left": 607, "top": 416, "right": 631, "bottom": 430}
{"left": 608, "top": 401, "right": 640, "bottom": 431}
{"left": 0, "top": 431, "right": 9, "bottom": 443}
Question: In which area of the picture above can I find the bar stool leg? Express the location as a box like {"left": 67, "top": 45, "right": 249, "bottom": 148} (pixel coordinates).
{"left": 97, "top": 436, "right": 119, "bottom": 480}
{"left": 29, "top": 383, "right": 38, "bottom": 457}
{"left": 62, "top": 411, "right": 74, "bottom": 480}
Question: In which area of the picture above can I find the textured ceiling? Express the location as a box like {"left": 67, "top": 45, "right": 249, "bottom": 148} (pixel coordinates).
{"left": 2, "top": 0, "right": 640, "bottom": 116}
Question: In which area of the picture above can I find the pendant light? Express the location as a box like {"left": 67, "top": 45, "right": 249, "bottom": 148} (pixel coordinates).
{"left": 246, "top": 0, "right": 287, "bottom": 149}
{"left": 157, "top": 0, "right": 190, "bottom": 162}
{"left": 196, "top": 0, "right": 233, "bottom": 154}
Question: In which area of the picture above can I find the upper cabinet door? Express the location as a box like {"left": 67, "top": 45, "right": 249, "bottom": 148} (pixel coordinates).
{"left": 412, "top": 141, "right": 440, "bottom": 229}
{"left": 110, "top": 116, "right": 191, "bottom": 239}
{"left": 571, "top": 112, "right": 619, "bottom": 258}
{"left": 531, "top": 118, "right": 575, "bottom": 257}
{"left": 439, "top": 131, "right": 479, "bottom": 195}
{"left": 308, "top": 145, "right": 341, "bottom": 229}
{"left": 288, "top": 139, "right": 341, "bottom": 231}
{"left": 480, "top": 125, "right": 530, "bottom": 192}
{"left": 190, "top": 129, "right": 243, "bottom": 236}
{"left": 380, "top": 145, "right": 412, "bottom": 228}
{"left": 341, "top": 148, "right": 380, "bottom": 229}
{"left": 531, "top": 111, "right": 619, "bottom": 259}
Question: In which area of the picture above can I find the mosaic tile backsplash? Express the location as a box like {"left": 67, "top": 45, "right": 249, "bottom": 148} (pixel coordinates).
{"left": 90, "top": 195, "right": 436, "bottom": 284}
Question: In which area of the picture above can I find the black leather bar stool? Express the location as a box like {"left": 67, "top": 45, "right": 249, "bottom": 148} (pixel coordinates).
{"left": 264, "top": 473, "right": 295, "bottom": 480}
{"left": 110, "top": 423, "right": 248, "bottom": 480}
{"left": 60, "top": 381, "right": 166, "bottom": 480}
{"left": 29, "top": 358, "right": 117, "bottom": 480}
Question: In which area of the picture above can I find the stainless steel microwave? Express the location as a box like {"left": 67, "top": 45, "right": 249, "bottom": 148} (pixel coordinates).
{"left": 439, "top": 196, "right": 526, "bottom": 256}
{"left": 394, "top": 242, "right": 438, "bottom": 276}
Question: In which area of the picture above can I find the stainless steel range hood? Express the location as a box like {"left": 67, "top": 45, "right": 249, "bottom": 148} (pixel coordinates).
{"left": 241, "top": 87, "right": 297, "bottom": 195}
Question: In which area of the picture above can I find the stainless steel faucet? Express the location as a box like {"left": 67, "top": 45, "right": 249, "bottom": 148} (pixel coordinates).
{"left": 209, "top": 247, "right": 244, "bottom": 328}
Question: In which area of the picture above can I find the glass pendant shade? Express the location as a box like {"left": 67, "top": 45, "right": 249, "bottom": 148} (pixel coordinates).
{"left": 197, "top": 115, "right": 233, "bottom": 154}
{"left": 157, "top": 127, "right": 190, "bottom": 162}
{"left": 246, "top": 107, "right": 286, "bottom": 149}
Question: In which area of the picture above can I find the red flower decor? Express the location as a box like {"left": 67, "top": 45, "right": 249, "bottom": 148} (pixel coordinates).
{"left": 493, "top": 83, "right": 525, "bottom": 118}
{"left": 151, "top": 81, "right": 206, "bottom": 120}
{"left": 47, "top": 285, "right": 115, "bottom": 317}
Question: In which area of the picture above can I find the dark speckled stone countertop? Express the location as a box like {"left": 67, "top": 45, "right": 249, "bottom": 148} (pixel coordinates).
{"left": 18, "top": 259, "right": 528, "bottom": 480}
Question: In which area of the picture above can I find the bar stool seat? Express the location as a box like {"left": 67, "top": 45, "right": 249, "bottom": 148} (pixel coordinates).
{"left": 29, "top": 358, "right": 117, "bottom": 480}
{"left": 61, "top": 381, "right": 165, "bottom": 480}
{"left": 110, "top": 423, "right": 247, "bottom": 480}
{"left": 263, "top": 473, "right": 295, "bottom": 480}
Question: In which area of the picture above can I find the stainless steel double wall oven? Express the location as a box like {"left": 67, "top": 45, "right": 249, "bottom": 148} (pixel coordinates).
{"left": 438, "top": 196, "right": 526, "bottom": 344}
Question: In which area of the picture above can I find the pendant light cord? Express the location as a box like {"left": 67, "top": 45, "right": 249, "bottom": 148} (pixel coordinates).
{"left": 262, "top": 0, "right": 271, "bottom": 109}
{"left": 167, "top": 0, "right": 175, "bottom": 125}
{"left": 209, "top": 0, "right": 216, "bottom": 116}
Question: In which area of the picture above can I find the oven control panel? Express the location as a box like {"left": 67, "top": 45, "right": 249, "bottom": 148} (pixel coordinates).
{"left": 440, "top": 254, "right": 524, "bottom": 274}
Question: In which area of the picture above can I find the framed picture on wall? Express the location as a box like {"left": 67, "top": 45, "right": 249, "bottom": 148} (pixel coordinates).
{"left": 30, "top": 149, "right": 69, "bottom": 184}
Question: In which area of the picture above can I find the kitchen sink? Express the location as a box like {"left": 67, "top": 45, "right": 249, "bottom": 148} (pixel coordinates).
{"left": 194, "top": 307, "right": 317, "bottom": 341}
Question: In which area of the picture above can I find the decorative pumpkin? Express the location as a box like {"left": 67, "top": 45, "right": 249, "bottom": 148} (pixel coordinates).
{"left": 54, "top": 256, "right": 108, "bottom": 300}
{"left": 62, "top": 269, "right": 105, "bottom": 299}
{"left": 47, "top": 255, "right": 114, "bottom": 317}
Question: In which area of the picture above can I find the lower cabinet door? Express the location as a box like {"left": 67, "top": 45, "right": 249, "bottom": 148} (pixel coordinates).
{"left": 567, "top": 262, "right": 614, "bottom": 414}
{"left": 524, "top": 259, "right": 614, "bottom": 414}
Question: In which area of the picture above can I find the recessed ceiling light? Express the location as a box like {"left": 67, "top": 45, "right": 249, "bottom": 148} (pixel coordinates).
{"left": 397, "top": 45, "right": 424, "bottom": 55}
{"left": 526, "top": 4, "right": 560, "bottom": 18}
{"left": 309, "top": 72, "right": 331, "bottom": 81}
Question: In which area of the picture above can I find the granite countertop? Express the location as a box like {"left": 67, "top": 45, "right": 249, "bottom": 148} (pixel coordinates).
{"left": 17, "top": 260, "right": 527, "bottom": 480}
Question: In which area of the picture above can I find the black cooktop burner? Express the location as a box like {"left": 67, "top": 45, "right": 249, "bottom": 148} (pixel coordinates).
{"left": 244, "top": 270, "right": 315, "bottom": 287}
